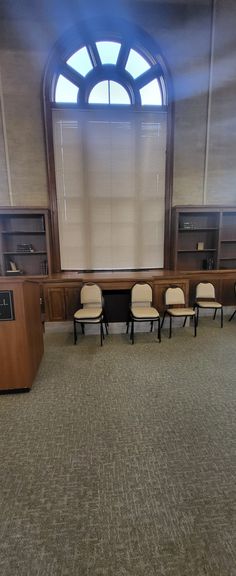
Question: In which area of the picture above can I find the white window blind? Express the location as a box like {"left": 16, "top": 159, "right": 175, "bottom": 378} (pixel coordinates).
{"left": 53, "top": 109, "right": 167, "bottom": 270}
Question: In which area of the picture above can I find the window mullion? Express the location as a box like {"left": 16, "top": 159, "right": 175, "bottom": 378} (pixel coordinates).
{"left": 60, "top": 62, "right": 84, "bottom": 87}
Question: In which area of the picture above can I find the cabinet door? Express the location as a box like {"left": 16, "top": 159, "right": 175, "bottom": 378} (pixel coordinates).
{"left": 65, "top": 287, "right": 80, "bottom": 320}
{"left": 44, "top": 287, "right": 66, "bottom": 321}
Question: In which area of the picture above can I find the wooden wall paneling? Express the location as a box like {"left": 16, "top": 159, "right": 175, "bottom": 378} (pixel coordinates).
{"left": 220, "top": 278, "right": 236, "bottom": 306}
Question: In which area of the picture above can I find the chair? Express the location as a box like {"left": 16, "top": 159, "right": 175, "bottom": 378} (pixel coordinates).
{"left": 194, "top": 282, "right": 223, "bottom": 327}
{"left": 73, "top": 283, "right": 108, "bottom": 346}
{"left": 127, "top": 282, "right": 161, "bottom": 344}
{"left": 161, "top": 286, "right": 197, "bottom": 338}
{"left": 229, "top": 283, "right": 236, "bottom": 322}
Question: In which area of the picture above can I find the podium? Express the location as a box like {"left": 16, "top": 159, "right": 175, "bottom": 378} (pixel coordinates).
{"left": 0, "top": 279, "right": 44, "bottom": 391}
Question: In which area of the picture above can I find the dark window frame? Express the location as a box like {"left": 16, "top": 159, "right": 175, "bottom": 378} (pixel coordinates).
{"left": 43, "top": 19, "right": 174, "bottom": 272}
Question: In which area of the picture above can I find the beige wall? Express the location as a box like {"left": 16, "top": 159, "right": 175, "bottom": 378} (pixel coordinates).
{"left": 0, "top": 0, "right": 235, "bottom": 209}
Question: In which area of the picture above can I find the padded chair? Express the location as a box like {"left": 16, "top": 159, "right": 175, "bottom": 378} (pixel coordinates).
{"left": 73, "top": 283, "right": 108, "bottom": 346}
{"left": 127, "top": 282, "right": 161, "bottom": 344}
{"left": 161, "top": 286, "right": 197, "bottom": 338}
{"left": 229, "top": 283, "right": 236, "bottom": 322}
{"left": 194, "top": 282, "right": 223, "bottom": 327}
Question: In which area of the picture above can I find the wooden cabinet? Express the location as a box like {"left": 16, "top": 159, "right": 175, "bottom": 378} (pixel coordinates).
{"left": 171, "top": 206, "right": 236, "bottom": 271}
{"left": 43, "top": 283, "right": 81, "bottom": 321}
{"left": 0, "top": 208, "right": 51, "bottom": 277}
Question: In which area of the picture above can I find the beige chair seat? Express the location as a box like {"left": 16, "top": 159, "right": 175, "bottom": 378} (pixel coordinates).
{"left": 168, "top": 307, "right": 195, "bottom": 317}
{"left": 131, "top": 305, "right": 160, "bottom": 319}
{"left": 74, "top": 307, "right": 102, "bottom": 321}
{"left": 196, "top": 301, "right": 222, "bottom": 309}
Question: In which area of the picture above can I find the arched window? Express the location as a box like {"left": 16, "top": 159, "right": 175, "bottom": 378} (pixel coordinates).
{"left": 44, "top": 22, "right": 173, "bottom": 272}
{"left": 53, "top": 39, "right": 166, "bottom": 107}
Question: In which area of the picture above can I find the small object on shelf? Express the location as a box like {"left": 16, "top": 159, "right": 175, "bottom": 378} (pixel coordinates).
{"left": 182, "top": 222, "right": 191, "bottom": 229}
{"left": 202, "top": 257, "right": 214, "bottom": 270}
{"left": 6, "top": 260, "right": 23, "bottom": 275}
{"left": 6, "top": 270, "right": 23, "bottom": 276}
{"left": 17, "top": 243, "right": 35, "bottom": 253}
{"left": 197, "top": 242, "right": 204, "bottom": 251}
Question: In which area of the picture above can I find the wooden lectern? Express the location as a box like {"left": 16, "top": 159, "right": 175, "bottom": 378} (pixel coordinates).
{"left": 0, "top": 279, "right": 44, "bottom": 391}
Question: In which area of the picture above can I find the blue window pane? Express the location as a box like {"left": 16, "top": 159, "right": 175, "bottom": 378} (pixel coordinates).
{"left": 55, "top": 75, "right": 78, "bottom": 103}
{"left": 96, "top": 41, "right": 121, "bottom": 65}
{"left": 140, "top": 79, "right": 162, "bottom": 105}
{"left": 110, "top": 81, "right": 130, "bottom": 104}
{"left": 125, "top": 49, "right": 150, "bottom": 79}
{"left": 67, "top": 47, "right": 93, "bottom": 76}
{"left": 89, "top": 81, "right": 109, "bottom": 104}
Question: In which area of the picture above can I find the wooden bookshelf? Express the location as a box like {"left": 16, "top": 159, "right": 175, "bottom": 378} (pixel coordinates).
{"left": 171, "top": 206, "right": 236, "bottom": 271}
{"left": 0, "top": 208, "right": 51, "bottom": 277}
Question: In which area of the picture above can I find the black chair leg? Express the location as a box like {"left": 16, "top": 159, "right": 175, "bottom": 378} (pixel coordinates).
{"left": 194, "top": 315, "right": 197, "bottom": 337}
{"left": 221, "top": 307, "right": 223, "bottom": 328}
{"left": 81, "top": 324, "right": 85, "bottom": 335}
{"left": 213, "top": 309, "right": 217, "bottom": 320}
{"left": 169, "top": 316, "right": 172, "bottom": 339}
{"left": 229, "top": 309, "right": 236, "bottom": 322}
{"left": 74, "top": 320, "right": 77, "bottom": 344}
{"left": 161, "top": 311, "right": 166, "bottom": 329}
{"left": 150, "top": 321, "right": 153, "bottom": 332}
{"left": 183, "top": 316, "right": 187, "bottom": 327}
{"left": 131, "top": 320, "right": 134, "bottom": 344}
{"left": 126, "top": 321, "right": 129, "bottom": 334}
{"left": 157, "top": 318, "right": 161, "bottom": 342}
{"left": 100, "top": 322, "right": 104, "bottom": 346}
{"left": 196, "top": 307, "right": 199, "bottom": 326}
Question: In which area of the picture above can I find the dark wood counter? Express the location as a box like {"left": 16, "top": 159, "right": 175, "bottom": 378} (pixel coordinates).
{"left": 37, "top": 269, "right": 236, "bottom": 321}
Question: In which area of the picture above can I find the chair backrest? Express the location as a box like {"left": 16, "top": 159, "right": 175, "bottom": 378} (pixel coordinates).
{"left": 165, "top": 286, "right": 185, "bottom": 306}
{"left": 80, "top": 283, "right": 102, "bottom": 307}
{"left": 131, "top": 283, "right": 152, "bottom": 307}
{"left": 196, "top": 282, "right": 215, "bottom": 300}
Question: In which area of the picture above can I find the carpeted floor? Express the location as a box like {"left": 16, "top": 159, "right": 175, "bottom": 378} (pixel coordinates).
{"left": 0, "top": 319, "right": 235, "bottom": 576}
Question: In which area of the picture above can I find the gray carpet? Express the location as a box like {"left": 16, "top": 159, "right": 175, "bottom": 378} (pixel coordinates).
{"left": 0, "top": 320, "right": 236, "bottom": 576}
